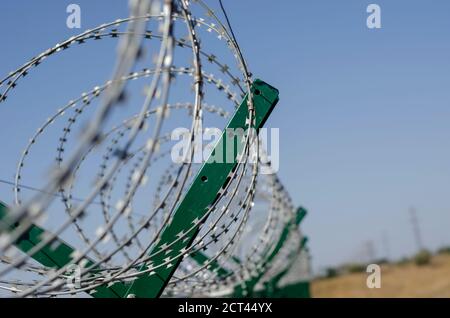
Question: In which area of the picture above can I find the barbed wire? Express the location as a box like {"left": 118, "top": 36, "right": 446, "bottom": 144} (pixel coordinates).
{"left": 0, "top": 0, "right": 309, "bottom": 298}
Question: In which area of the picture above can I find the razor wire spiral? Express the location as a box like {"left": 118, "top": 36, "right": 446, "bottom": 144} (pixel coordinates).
{"left": 0, "top": 0, "right": 309, "bottom": 297}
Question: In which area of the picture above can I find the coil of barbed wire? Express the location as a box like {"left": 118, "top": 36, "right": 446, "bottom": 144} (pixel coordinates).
{"left": 0, "top": 0, "right": 304, "bottom": 298}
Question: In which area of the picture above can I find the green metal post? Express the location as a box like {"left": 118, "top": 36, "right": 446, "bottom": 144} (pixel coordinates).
{"left": 233, "top": 207, "right": 308, "bottom": 297}
{"left": 124, "top": 79, "right": 279, "bottom": 298}
{"left": 190, "top": 251, "right": 230, "bottom": 278}
{"left": 0, "top": 201, "right": 127, "bottom": 297}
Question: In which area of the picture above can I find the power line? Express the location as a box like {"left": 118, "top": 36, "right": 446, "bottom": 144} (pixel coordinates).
{"left": 0, "top": 178, "right": 158, "bottom": 220}
{"left": 0, "top": 178, "right": 89, "bottom": 204}
{"left": 218, "top": 0, "right": 251, "bottom": 79}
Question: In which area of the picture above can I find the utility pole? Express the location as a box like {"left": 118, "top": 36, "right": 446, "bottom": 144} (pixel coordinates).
{"left": 381, "top": 230, "right": 390, "bottom": 260}
{"left": 409, "top": 207, "right": 424, "bottom": 252}
{"left": 365, "top": 240, "right": 376, "bottom": 263}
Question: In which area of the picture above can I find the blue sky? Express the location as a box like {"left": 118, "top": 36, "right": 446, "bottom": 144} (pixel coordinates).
{"left": 0, "top": 0, "right": 449, "bottom": 271}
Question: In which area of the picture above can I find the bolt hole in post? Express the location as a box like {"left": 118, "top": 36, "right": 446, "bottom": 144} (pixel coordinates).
{"left": 201, "top": 176, "right": 208, "bottom": 183}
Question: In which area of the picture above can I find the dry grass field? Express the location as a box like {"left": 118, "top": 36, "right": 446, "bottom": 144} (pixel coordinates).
{"left": 311, "top": 254, "right": 450, "bottom": 298}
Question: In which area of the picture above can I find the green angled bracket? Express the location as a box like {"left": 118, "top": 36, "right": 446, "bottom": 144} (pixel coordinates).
{"left": 189, "top": 206, "right": 311, "bottom": 298}
{"left": 190, "top": 250, "right": 231, "bottom": 278}
{"left": 0, "top": 201, "right": 128, "bottom": 297}
{"left": 0, "top": 79, "right": 279, "bottom": 298}
{"left": 232, "top": 206, "right": 309, "bottom": 297}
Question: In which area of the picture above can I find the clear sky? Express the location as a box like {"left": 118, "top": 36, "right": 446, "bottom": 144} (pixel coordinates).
{"left": 0, "top": 0, "right": 449, "bottom": 272}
